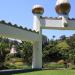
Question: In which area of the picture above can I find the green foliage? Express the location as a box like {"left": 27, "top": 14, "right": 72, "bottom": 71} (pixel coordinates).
{"left": 5, "top": 57, "right": 31, "bottom": 69}
{"left": 43, "top": 34, "right": 75, "bottom": 64}
{"left": 1, "top": 33, "right": 75, "bottom": 70}
{"left": 43, "top": 62, "right": 64, "bottom": 69}
{"left": 20, "top": 41, "right": 33, "bottom": 64}
{"left": 56, "top": 41, "right": 70, "bottom": 50}
{"left": 43, "top": 40, "right": 62, "bottom": 62}
{"left": 0, "top": 38, "right": 10, "bottom": 63}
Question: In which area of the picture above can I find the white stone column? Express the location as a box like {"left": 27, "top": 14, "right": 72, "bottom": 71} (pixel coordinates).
{"left": 33, "top": 14, "right": 41, "bottom": 32}
{"left": 32, "top": 5, "right": 44, "bottom": 32}
{"left": 32, "top": 5, "right": 44, "bottom": 69}
{"left": 32, "top": 29, "right": 42, "bottom": 69}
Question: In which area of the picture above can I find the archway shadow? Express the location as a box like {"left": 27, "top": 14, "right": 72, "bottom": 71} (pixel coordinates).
{"left": 0, "top": 69, "right": 42, "bottom": 75}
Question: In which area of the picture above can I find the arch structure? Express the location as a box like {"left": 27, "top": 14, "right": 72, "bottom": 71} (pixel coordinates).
{"left": 0, "top": 0, "right": 75, "bottom": 69}
{"left": 0, "top": 22, "right": 41, "bottom": 69}
{"left": 32, "top": 0, "right": 75, "bottom": 69}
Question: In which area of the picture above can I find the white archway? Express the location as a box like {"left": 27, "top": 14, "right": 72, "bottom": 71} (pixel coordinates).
{"left": 0, "top": 0, "right": 75, "bottom": 69}
{"left": 32, "top": 0, "right": 75, "bottom": 69}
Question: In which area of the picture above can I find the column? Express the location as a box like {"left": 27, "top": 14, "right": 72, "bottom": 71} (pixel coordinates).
{"left": 32, "top": 30, "right": 42, "bottom": 69}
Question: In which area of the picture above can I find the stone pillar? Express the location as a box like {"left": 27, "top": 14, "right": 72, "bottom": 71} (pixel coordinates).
{"left": 33, "top": 14, "right": 41, "bottom": 32}
{"left": 32, "top": 5, "right": 44, "bottom": 32}
{"left": 32, "top": 5, "right": 44, "bottom": 69}
{"left": 32, "top": 40, "right": 42, "bottom": 69}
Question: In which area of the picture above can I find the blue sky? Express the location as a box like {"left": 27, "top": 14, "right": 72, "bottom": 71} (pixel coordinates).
{"left": 0, "top": 0, "right": 75, "bottom": 39}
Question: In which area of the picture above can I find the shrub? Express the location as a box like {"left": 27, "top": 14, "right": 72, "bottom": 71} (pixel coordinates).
{"left": 43, "top": 62, "right": 64, "bottom": 69}
{"left": 57, "top": 60, "right": 65, "bottom": 64}
{"left": 4, "top": 61, "right": 31, "bottom": 69}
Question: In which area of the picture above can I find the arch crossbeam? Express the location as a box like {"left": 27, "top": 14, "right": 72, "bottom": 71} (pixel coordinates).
{"left": 0, "top": 23, "right": 39, "bottom": 42}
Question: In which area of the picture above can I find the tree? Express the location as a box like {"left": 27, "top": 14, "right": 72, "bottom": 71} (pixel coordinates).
{"left": 43, "top": 39, "right": 61, "bottom": 62}
{"left": 67, "top": 34, "right": 75, "bottom": 49}
{"left": 42, "top": 35, "right": 49, "bottom": 46}
{"left": 60, "top": 35, "right": 66, "bottom": 40}
{"left": 19, "top": 41, "right": 33, "bottom": 64}
{"left": 56, "top": 41, "right": 70, "bottom": 59}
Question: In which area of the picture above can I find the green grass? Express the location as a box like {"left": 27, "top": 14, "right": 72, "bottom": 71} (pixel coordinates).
{"left": 12, "top": 70, "right": 75, "bottom": 75}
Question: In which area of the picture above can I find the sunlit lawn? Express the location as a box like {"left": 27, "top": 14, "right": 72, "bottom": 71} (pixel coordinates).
{"left": 12, "top": 70, "right": 75, "bottom": 75}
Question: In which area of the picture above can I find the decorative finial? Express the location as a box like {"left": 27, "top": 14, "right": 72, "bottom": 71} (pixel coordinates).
{"left": 55, "top": 0, "right": 71, "bottom": 15}
{"left": 32, "top": 5, "right": 44, "bottom": 14}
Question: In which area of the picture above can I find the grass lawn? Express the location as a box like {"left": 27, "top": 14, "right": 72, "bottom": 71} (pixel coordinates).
{"left": 12, "top": 70, "right": 75, "bottom": 75}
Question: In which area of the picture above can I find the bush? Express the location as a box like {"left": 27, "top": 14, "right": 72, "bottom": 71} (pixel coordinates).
{"left": 5, "top": 63, "right": 16, "bottom": 69}
{"left": 4, "top": 62, "right": 31, "bottom": 69}
{"left": 43, "top": 62, "right": 64, "bottom": 69}
{"left": 57, "top": 60, "right": 65, "bottom": 64}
